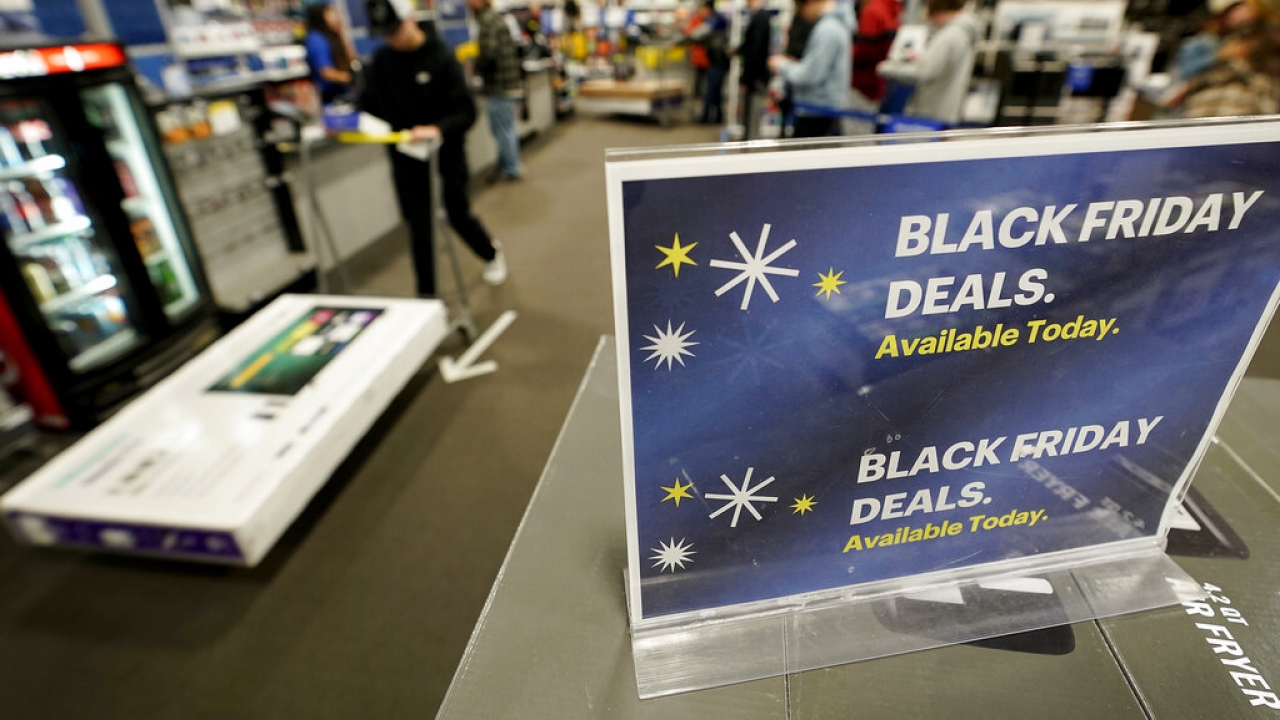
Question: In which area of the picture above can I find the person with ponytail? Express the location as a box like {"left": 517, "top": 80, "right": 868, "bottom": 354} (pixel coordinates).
{"left": 305, "top": 2, "right": 358, "bottom": 103}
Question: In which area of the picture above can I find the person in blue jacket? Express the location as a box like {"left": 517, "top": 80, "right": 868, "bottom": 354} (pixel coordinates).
{"left": 305, "top": 2, "right": 357, "bottom": 103}
{"left": 769, "top": 0, "right": 853, "bottom": 137}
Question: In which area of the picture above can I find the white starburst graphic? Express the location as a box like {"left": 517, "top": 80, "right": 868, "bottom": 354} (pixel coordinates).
{"left": 709, "top": 224, "right": 800, "bottom": 311}
{"left": 641, "top": 320, "right": 699, "bottom": 370}
{"left": 650, "top": 537, "right": 696, "bottom": 572}
{"left": 707, "top": 467, "right": 779, "bottom": 527}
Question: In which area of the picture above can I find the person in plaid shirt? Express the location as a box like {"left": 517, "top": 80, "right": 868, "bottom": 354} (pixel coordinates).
{"left": 469, "top": 0, "right": 526, "bottom": 181}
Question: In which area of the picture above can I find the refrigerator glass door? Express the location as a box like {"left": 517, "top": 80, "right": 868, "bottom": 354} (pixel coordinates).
{"left": 0, "top": 97, "right": 145, "bottom": 373}
{"left": 80, "top": 83, "right": 203, "bottom": 320}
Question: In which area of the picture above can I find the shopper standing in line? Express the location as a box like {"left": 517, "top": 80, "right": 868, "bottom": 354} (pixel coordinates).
{"left": 683, "top": 6, "right": 712, "bottom": 115}
{"left": 776, "top": 4, "right": 817, "bottom": 134}
{"left": 361, "top": 0, "right": 508, "bottom": 295}
{"left": 851, "top": 0, "right": 902, "bottom": 107}
{"left": 768, "top": 0, "right": 853, "bottom": 138}
{"left": 736, "top": 0, "right": 773, "bottom": 139}
{"left": 469, "top": 0, "right": 526, "bottom": 181}
{"left": 875, "top": 0, "right": 980, "bottom": 126}
{"left": 689, "top": 1, "right": 731, "bottom": 124}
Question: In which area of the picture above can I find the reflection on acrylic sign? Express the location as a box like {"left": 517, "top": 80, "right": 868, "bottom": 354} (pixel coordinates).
{"left": 606, "top": 122, "right": 1280, "bottom": 622}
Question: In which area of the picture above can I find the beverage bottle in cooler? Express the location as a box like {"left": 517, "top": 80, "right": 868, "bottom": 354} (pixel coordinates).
{"left": 50, "top": 243, "right": 85, "bottom": 287}
{"left": 83, "top": 100, "right": 105, "bottom": 130}
{"left": 46, "top": 177, "right": 84, "bottom": 220}
{"left": 70, "top": 238, "right": 100, "bottom": 283}
{"left": 32, "top": 251, "right": 71, "bottom": 294}
{"left": 25, "top": 180, "right": 57, "bottom": 226}
{"left": 88, "top": 300, "right": 119, "bottom": 337}
{"left": 114, "top": 161, "right": 139, "bottom": 198}
{"left": 0, "top": 126, "right": 23, "bottom": 167}
{"left": 102, "top": 294, "right": 128, "bottom": 325}
{"left": 151, "top": 259, "right": 183, "bottom": 305}
{"left": 20, "top": 262, "right": 57, "bottom": 303}
{"left": 15, "top": 120, "right": 50, "bottom": 160}
{"left": 0, "top": 188, "right": 29, "bottom": 234}
{"left": 130, "top": 217, "right": 160, "bottom": 258}
{"left": 8, "top": 181, "right": 46, "bottom": 231}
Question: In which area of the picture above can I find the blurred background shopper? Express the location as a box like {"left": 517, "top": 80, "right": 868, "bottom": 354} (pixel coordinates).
{"left": 736, "top": 0, "right": 774, "bottom": 139}
{"left": 769, "top": 0, "right": 853, "bottom": 137}
{"left": 852, "top": 0, "right": 902, "bottom": 107}
{"left": 876, "top": 0, "right": 980, "bottom": 126}
{"left": 469, "top": 0, "right": 526, "bottom": 181}
{"left": 304, "top": 1, "right": 358, "bottom": 103}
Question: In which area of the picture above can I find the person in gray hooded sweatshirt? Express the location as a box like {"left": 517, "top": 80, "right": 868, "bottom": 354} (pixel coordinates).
{"left": 769, "top": 0, "right": 853, "bottom": 138}
{"left": 876, "top": 0, "right": 980, "bottom": 126}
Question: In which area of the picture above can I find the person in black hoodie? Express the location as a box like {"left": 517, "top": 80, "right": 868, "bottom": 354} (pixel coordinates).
{"left": 361, "top": 0, "right": 507, "bottom": 296}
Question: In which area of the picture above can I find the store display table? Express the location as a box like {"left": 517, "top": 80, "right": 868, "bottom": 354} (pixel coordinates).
{"left": 436, "top": 337, "right": 1280, "bottom": 719}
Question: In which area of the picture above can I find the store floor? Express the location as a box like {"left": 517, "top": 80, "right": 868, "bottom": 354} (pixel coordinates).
{"left": 0, "top": 117, "right": 718, "bottom": 719}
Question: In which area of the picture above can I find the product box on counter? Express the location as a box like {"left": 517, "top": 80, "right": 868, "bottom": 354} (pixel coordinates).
{"left": 1096, "top": 417, "right": 1280, "bottom": 719}
{"left": 1, "top": 295, "right": 448, "bottom": 566}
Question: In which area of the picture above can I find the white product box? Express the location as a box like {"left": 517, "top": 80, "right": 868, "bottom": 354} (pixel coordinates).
{"left": 2, "top": 294, "right": 449, "bottom": 566}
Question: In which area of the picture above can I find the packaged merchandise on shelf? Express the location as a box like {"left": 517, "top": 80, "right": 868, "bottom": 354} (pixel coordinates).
{"left": 206, "top": 99, "right": 242, "bottom": 136}
{"left": 156, "top": 107, "right": 191, "bottom": 145}
{"left": 185, "top": 103, "right": 213, "bottom": 140}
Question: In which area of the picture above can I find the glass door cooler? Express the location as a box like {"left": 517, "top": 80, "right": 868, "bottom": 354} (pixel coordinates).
{"left": 0, "top": 43, "right": 216, "bottom": 429}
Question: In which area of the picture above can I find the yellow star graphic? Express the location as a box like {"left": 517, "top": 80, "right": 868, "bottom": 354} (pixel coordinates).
{"left": 791, "top": 495, "right": 817, "bottom": 515}
{"left": 814, "top": 268, "right": 846, "bottom": 300}
{"left": 655, "top": 233, "right": 698, "bottom": 278}
{"left": 661, "top": 478, "right": 694, "bottom": 507}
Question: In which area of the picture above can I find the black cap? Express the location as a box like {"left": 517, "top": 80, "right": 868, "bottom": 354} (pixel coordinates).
{"left": 366, "top": 0, "right": 412, "bottom": 36}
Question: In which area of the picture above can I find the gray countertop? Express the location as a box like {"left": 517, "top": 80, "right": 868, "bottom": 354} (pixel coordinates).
{"left": 436, "top": 336, "right": 1280, "bottom": 719}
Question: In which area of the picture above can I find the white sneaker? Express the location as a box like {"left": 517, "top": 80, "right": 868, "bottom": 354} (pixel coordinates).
{"left": 482, "top": 241, "right": 508, "bottom": 286}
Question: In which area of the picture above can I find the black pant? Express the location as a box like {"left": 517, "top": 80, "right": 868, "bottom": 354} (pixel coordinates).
{"left": 793, "top": 115, "right": 837, "bottom": 138}
{"left": 740, "top": 80, "right": 763, "bottom": 140}
{"left": 701, "top": 64, "right": 728, "bottom": 124}
{"left": 390, "top": 140, "right": 496, "bottom": 296}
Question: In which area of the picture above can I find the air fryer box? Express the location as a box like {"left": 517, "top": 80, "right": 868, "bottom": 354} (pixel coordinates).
{"left": 1097, "top": 418, "right": 1280, "bottom": 719}
{"left": 1, "top": 295, "right": 448, "bottom": 566}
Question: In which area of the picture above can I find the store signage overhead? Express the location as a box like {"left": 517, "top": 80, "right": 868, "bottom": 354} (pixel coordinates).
{"left": 0, "top": 44, "right": 127, "bottom": 79}
{"left": 606, "top": 121, "right": 1280, "bottom": 623}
